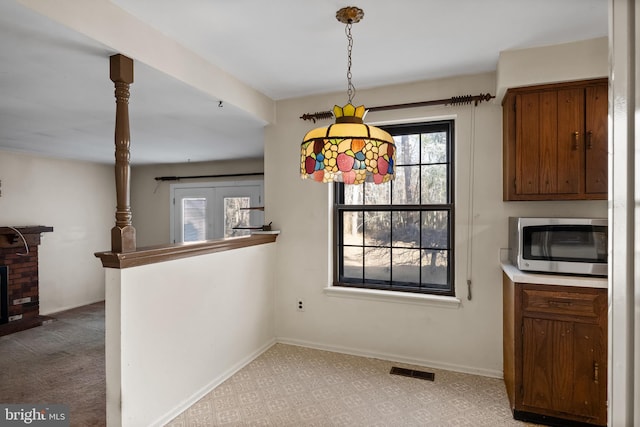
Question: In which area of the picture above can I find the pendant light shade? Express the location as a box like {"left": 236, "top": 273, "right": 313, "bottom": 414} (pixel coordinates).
{"left": 300, "top": 103, "right": 395, "bottom": 184}
{"left": 300, "top": 7, "right": 396, "bottom": 185}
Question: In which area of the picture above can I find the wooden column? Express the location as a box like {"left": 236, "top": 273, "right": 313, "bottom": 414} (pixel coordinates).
{"left": 109, "top": 54, "right": 136, "bottom": 253}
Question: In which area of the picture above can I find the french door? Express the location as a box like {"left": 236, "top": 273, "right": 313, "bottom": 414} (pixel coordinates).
{"left": 171, "top": 181, "right": 263, "bottom": 243}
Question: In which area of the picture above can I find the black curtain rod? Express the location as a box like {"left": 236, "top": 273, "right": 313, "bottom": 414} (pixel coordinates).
{"left": 154, "top": 172, "right": 264, "bottom": 182}
{"left": 300, "top": 92, "right": 495, "bottom": 123}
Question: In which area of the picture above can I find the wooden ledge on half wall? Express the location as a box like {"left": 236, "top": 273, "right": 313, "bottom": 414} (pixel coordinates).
{"left": 94, "top": 232, "right": 279, "bottom": 269}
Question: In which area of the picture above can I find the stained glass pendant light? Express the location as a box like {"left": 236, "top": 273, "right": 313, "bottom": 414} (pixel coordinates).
{"left": 300, "top": 7, "right": 395, "bottom": 185}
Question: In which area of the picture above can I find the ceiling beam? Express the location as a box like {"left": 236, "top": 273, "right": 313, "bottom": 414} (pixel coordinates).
{"left": 18, "top": 0, "right": 275, "bottom": 125}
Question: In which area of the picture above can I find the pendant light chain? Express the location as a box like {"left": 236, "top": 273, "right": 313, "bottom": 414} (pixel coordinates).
{"left": 301, "top": 7, "right": 396, "bottom": 185}
{"left": 345, "top": 22, "right": 356, "bottom": 104}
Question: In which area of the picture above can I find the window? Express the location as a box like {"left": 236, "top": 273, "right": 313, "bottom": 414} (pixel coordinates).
{"left": 334, "top": 120, "right": 454, "bottom": 295}
{"left": 171, "top": 181, "right": 263, "bottom": 243}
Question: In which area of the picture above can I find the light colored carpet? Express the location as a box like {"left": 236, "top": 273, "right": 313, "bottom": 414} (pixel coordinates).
{"left": 168, "top": 343, "right": 538, "bottom": 426}
{"left": 0, "top": 303, "right": 539, "bottom": 427}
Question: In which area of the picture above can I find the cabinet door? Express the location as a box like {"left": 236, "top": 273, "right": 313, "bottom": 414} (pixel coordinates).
{"left": 515, "top": 93, "right": 540, "bottom": 195}
{"left": 572, "top": 323, "right": 606, "bottom": 421}
{"left": 516, "top": 91, "right": 558, "bottom": 195}
{"left": 551, "top": 320, "right": 576, "bottom": 414}
{"left": 503, "top": 79, "right": 607, "bottom": 201}
{"left": 538, "top": 92, "right": 559, "bottom": 194}
{"left": 522, "top": 317, "right": 577, "bottom": 412}
{"left": 522, "top": 317, "right": 555, "bottom": 409}
{"left": 585, "top": 84, "right": 608, "bottom": 194}
{"left": 557, "top": 88, "right": 585, "bottom": 194}
{"left": 522, "top": 317, "right": 606, "bottom": 423}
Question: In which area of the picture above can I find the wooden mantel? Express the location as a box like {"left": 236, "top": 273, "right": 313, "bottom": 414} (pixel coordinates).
{"left": 0, "top": 226, "right": 53, "bottom": 248}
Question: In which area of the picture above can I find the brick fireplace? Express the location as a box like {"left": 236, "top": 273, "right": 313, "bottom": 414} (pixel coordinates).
{"left": 0, "top": 226, "right": 53, "bottom": 336}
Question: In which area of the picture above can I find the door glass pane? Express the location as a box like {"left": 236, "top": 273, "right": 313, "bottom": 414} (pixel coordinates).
{"left": 224, "top": 197, "right": 251, "bottom": 238}
{"left": 183, "top": 198, "right": 206, "bottom": 242}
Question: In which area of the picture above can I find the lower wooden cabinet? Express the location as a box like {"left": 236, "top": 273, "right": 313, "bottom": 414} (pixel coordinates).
{"left": 503, "top": 274, "right": 607, "bottom": 426}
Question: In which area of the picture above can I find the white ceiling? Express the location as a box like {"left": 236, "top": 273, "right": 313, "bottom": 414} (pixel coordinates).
{"left": 0, "top": 0, "right": 607, "bottom": 165}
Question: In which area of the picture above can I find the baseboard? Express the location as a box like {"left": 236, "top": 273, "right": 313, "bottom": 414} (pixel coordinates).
{"left": 40, "top": 299, "right": 105, "bottom": 316}
{"left": 151, "top": 338, "right": 277, "bottom": 427}
{"left": 276, "top": 337, "right": 503, "bottom": 379}
{"left": 513, "top": 409, "right": 604, "bottom": 427}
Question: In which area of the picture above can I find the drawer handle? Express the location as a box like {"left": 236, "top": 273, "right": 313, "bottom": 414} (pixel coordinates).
{"left": 548, "top": 300, "right": 572, "bottom": 307}
{"left": 594, "top": 362, "right": 599, "bottom": 384}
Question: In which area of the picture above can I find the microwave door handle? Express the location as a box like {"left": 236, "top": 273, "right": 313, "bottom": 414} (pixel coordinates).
{"left": 541, "top": 231, "right": 549, "bottom": 258}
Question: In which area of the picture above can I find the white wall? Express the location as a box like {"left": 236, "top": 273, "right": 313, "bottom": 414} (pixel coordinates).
{"left": 0, "top": 150, "right": 113, "bottom": 314}
{"left": 131, "top": 158, "right": 264, "bottom": 247}
{"left": 265, "top": 71, "right": 607, "bottom": 377}
{"left": 105, "top": 243, "right": 276, "bottom": 427}
{"left": 496, "top": 37, "right": 608, "bottom": 101}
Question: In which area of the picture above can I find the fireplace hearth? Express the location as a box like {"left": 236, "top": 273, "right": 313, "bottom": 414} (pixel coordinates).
{"left": 0, "top": 226, "right": 53, "bottom": 336}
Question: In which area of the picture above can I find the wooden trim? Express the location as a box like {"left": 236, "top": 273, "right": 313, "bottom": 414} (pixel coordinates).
{"left": 503, "top": 273, "right": 516, "bottom": 410}
{"left": 94, "top": 233, "right": 277, "bottom": 269}
{"left": 503, "top": 78, "right": 608, "bottom": 98}
{"left": 109, "top": 54, "right": 136, "bottom": 253}
{"left": 0, "top": 226, "right": 53, "bottom": 234}
{"left": 0, "top": 226, "right": 53, "bottom": 248}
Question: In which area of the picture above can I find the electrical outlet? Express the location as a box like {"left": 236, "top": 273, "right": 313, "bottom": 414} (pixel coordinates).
{"left": 296, "top": 299, "right": 305, "bottom": 312}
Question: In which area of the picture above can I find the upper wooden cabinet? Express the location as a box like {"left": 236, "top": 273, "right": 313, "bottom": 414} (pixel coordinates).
{"left": 503, "top": 79, "right": 608, "bottom": 201}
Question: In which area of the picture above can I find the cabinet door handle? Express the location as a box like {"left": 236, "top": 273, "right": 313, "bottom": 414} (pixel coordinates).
{"left": 573, "top": 131, "right": 579, "bottom": 150}
{"left": 594, "top": 362, "right": 599, "bottom": 384}
{"left": 548, "top": 299, "right": 571, "bottom": 307}
{"left": 587, "top": 131, "right": 593, "bottom": 149}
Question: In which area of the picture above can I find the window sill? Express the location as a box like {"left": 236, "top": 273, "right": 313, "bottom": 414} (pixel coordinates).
{"left": 323, "top": 286, "right": 462, "bottom": 308}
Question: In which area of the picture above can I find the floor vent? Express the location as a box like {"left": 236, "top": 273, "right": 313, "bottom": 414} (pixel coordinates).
{"left": 390, "top": 367, "right": 435, "bottom": 381}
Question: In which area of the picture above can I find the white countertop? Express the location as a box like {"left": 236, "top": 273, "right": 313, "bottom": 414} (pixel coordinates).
{"left": 501, "top": 262, "right": 608, "bottom": 289}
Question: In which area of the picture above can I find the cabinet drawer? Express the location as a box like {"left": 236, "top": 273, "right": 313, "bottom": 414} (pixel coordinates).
{"left": 522, "top": 288, "right": 600, "bottom": 318}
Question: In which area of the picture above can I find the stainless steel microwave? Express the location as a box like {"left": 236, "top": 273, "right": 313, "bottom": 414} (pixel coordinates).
{"left": 509, "top": 217, "right": 607, "bottom": 276}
